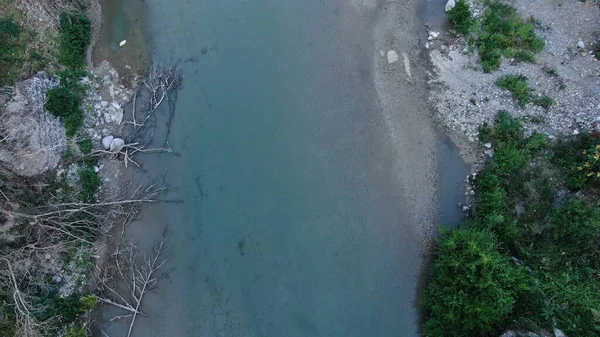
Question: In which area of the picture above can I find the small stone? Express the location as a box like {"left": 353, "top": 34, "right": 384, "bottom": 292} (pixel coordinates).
{"left": 119, "top": 40, "right": 127, "bottom": 47}
{"left": 102, "top": 135, "right": 114, "bottom": 150}
{"left": 52, "top": 275, "right": 62, "bottom": 283}
{"left": 387, "top": 50, "right": 399, "bottom": 64}
{"left": 45, "top": 253, "right": 51, "bottom": 260}
{"left": 553, "top": 329, "right": 566, "bottom": 337}
{"left": 94, "top": 166, "right": 100, "bottom": 173}
{"left": 572, "top": 129, "right": 580, "bottom": 135}
{"left": 577, "top": 40, "right": 585, "bottom": 49}
{"left": 445, "top": 0, "right": 456, "bottom": 12}
{"left": 425, "top": 42, "right": 430, "bottom": 49}
{"left": 111, "top": 102, "right": 121, "bottom": 109}
{"left": 100, "top": 101, "right": 109, "bottom": 107}
{"left": 462, "top": 205, "right": 469, "bottom": 212}
{"left": 483, "top": 142, "right": 492, "bottom": 149}
{"left": 430, "top": 31, "right": 439, "bottom": 39}
{"left": 427, "top": 35, "right": 433, "bottom": 41}
{"left": 484, "top": 149, "right": 494, "bottom": 157}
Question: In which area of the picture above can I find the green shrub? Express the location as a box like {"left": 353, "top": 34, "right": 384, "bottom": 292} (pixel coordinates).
{"left": 551, "top": 134, "right": 600, "bottom": 189}
{"left": 539, "top": 271, "right": 600, "bottom": 337}
{"left": 448, "top": 0, "right": 473, "bottom": 35}
{"left": 77, "top": 138, "right": 93, "bottom": 154}
{"left": 477, "top": 3, "right": 545, "bottom": 72}
{"left": 78, "top": 167, "right": 99, "bottom": 202}
{"left": 0, "top": 17, "right": 26, "bottom": 85}
{"left": 532, "top": 95, "right": 554, "bottom": 109}
{"left": 65, "top": 325, "right": 87, "bottom": 337}
{"left": 496, "top": 75, "right": 532, "bottom": 106}
{"left": 547, "top": 199, "right": 600, "bottom": 256}
{"left": 45, "top": 86, "right": 84, "bottom": 137}
{"left": 58, "top": 12, "right": 91, "bottom": 69}
{"left": 422, "top": 228, "right": 531, "bottom": 337}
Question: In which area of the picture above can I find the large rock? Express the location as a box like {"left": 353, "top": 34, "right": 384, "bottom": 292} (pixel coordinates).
{"left": 102, "top": 135, "right": 114, "bottom": 150}
{"left": 445, "top": 0, "right": 456, "bottom": 12}
{"left": 0, "top": 74, "right": 66, "bottom": 177}
{"left": 109, "top": 137, "right": 125, "bottom": 153}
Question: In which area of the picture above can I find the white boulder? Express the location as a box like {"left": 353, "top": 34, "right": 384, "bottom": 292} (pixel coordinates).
{"left": 119, "top": 40, "right": 127, "bottom": 47}
{"left": 102, "top": 135, "right": 114, "bottom": 150}
{"left": 109, "top": 138, "right": 125, "bottom": 153}
{"left": 445, "top": 0, "right": 456, "bottom": 12}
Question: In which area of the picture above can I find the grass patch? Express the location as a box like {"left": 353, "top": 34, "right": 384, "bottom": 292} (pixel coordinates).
{"left": 496, "top": 75, "right": 532, "bottom": 106}
{"left": 0, "top": 17, "right": 26, "bottom": 85}
{"left": 451, "top": 2, "right": 546, "bottom": 72}
{"left": 532, "top": 94, "right": 554, "bottom": 109}
{"left": 496, "top": 75, "right": 554, "bottom": 108}
{"left": 78, "top": 167, "right": 100, "bottom": 202}
{"left": 58, "top": 12, "right": 91, "bottom": 69}
{"left": 447, "top": 0, "right": 473, "bottom": 35}
{"left": 45, "top": 81, "right": 85, "bottom": 137}
{"left": 422, "top": 111, "right": 600, "bottom": 337}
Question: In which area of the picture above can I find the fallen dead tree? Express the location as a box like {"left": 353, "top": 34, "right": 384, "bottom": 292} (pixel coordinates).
{"left": 96, "top": 234, "right": 168, "bottom": 337}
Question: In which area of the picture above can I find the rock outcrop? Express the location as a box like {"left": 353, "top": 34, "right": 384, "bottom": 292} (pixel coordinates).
{"left": 0, "top": 74, "right": 66, "bottom": 177}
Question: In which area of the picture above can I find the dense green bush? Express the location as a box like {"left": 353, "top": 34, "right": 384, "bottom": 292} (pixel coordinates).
{"left": 422, "top": 228, "right": 531, "bottom": 337}
{"left": 45, "top": 85, "right": 84, "bottom": 137}
{"left": 447, "top": 0, "right": 473, "bottom": 35}
{"left": 58, "top": 13, "right": 91, "bottom": 69}
{"left": 475, "top": 3, "right": 545, "bottom": 72}
{"left": 423, "top": 110, "right": 600, "bottom": 336}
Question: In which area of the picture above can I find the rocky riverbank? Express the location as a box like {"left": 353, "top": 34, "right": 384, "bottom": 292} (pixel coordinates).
{"left": 0, "top": 0, "right": 152, "bottom": 335}
{"left": 428, "top": 0, "right": 600, "bottom": 149}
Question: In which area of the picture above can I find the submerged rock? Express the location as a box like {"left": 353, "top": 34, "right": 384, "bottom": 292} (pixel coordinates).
{"left": 387, "top": 50, "right": 399, "bottom": 64}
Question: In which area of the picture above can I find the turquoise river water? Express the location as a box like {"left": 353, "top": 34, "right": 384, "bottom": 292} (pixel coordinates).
{"left": 95, "top": 0, "right": 470, "bottom": 336}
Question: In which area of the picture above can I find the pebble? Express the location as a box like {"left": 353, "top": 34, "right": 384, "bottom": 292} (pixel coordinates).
{"left": 387, "top": 50, "right": 399, "bottom": 64}
{"left": 577, "top": 40, "right": 585, "bottom": 49}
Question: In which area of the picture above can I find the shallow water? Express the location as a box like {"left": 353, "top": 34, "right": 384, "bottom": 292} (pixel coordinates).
{"left": 95, "top": 0, "right": 469, "bottom": 336}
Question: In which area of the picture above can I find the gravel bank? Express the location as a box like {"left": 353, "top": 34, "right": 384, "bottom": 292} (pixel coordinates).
{"left": 429, "top": 0, "right": 600, "bottom": 145}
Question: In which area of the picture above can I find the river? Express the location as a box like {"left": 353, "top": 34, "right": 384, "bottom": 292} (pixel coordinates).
{"left": 95, "top": 0, "right": 469, "bottom": 336}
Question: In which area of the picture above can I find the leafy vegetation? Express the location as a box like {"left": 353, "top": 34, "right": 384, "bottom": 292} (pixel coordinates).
{"left": 0, "top": 17, "right": 26, "bottom": 85}
{"left": 447, "top": 0, "right": 473, "bottom": 35}
{"left": 495, "top": 75, "right": 553, "bottom": 108}
{"left": 496, "top": 75, "right": 532, "bottom": 106}
{"left": 45, "top": 12, "right": 92, "bottom": 137}
{"left": 422, "top": 111, "right": 600, "bottom": 336}
{"left": 45, "top": 82, "right": 85, "bottom": 136}
{"left": 58, "top": 12, "right": 91, "bottom": 69}
{"left": 448, "top": 2, "right": 546, "bottom": 72}
{"left": 422, "top": 228, "right": 530, "bottom": 337}
{"left": 78, "top": 167, "right": 100, "bottom": 202}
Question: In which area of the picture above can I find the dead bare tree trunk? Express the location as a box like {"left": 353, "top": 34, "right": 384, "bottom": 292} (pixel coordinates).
{"left": 97, "top": 235, "right": 168, "bottom": 337}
